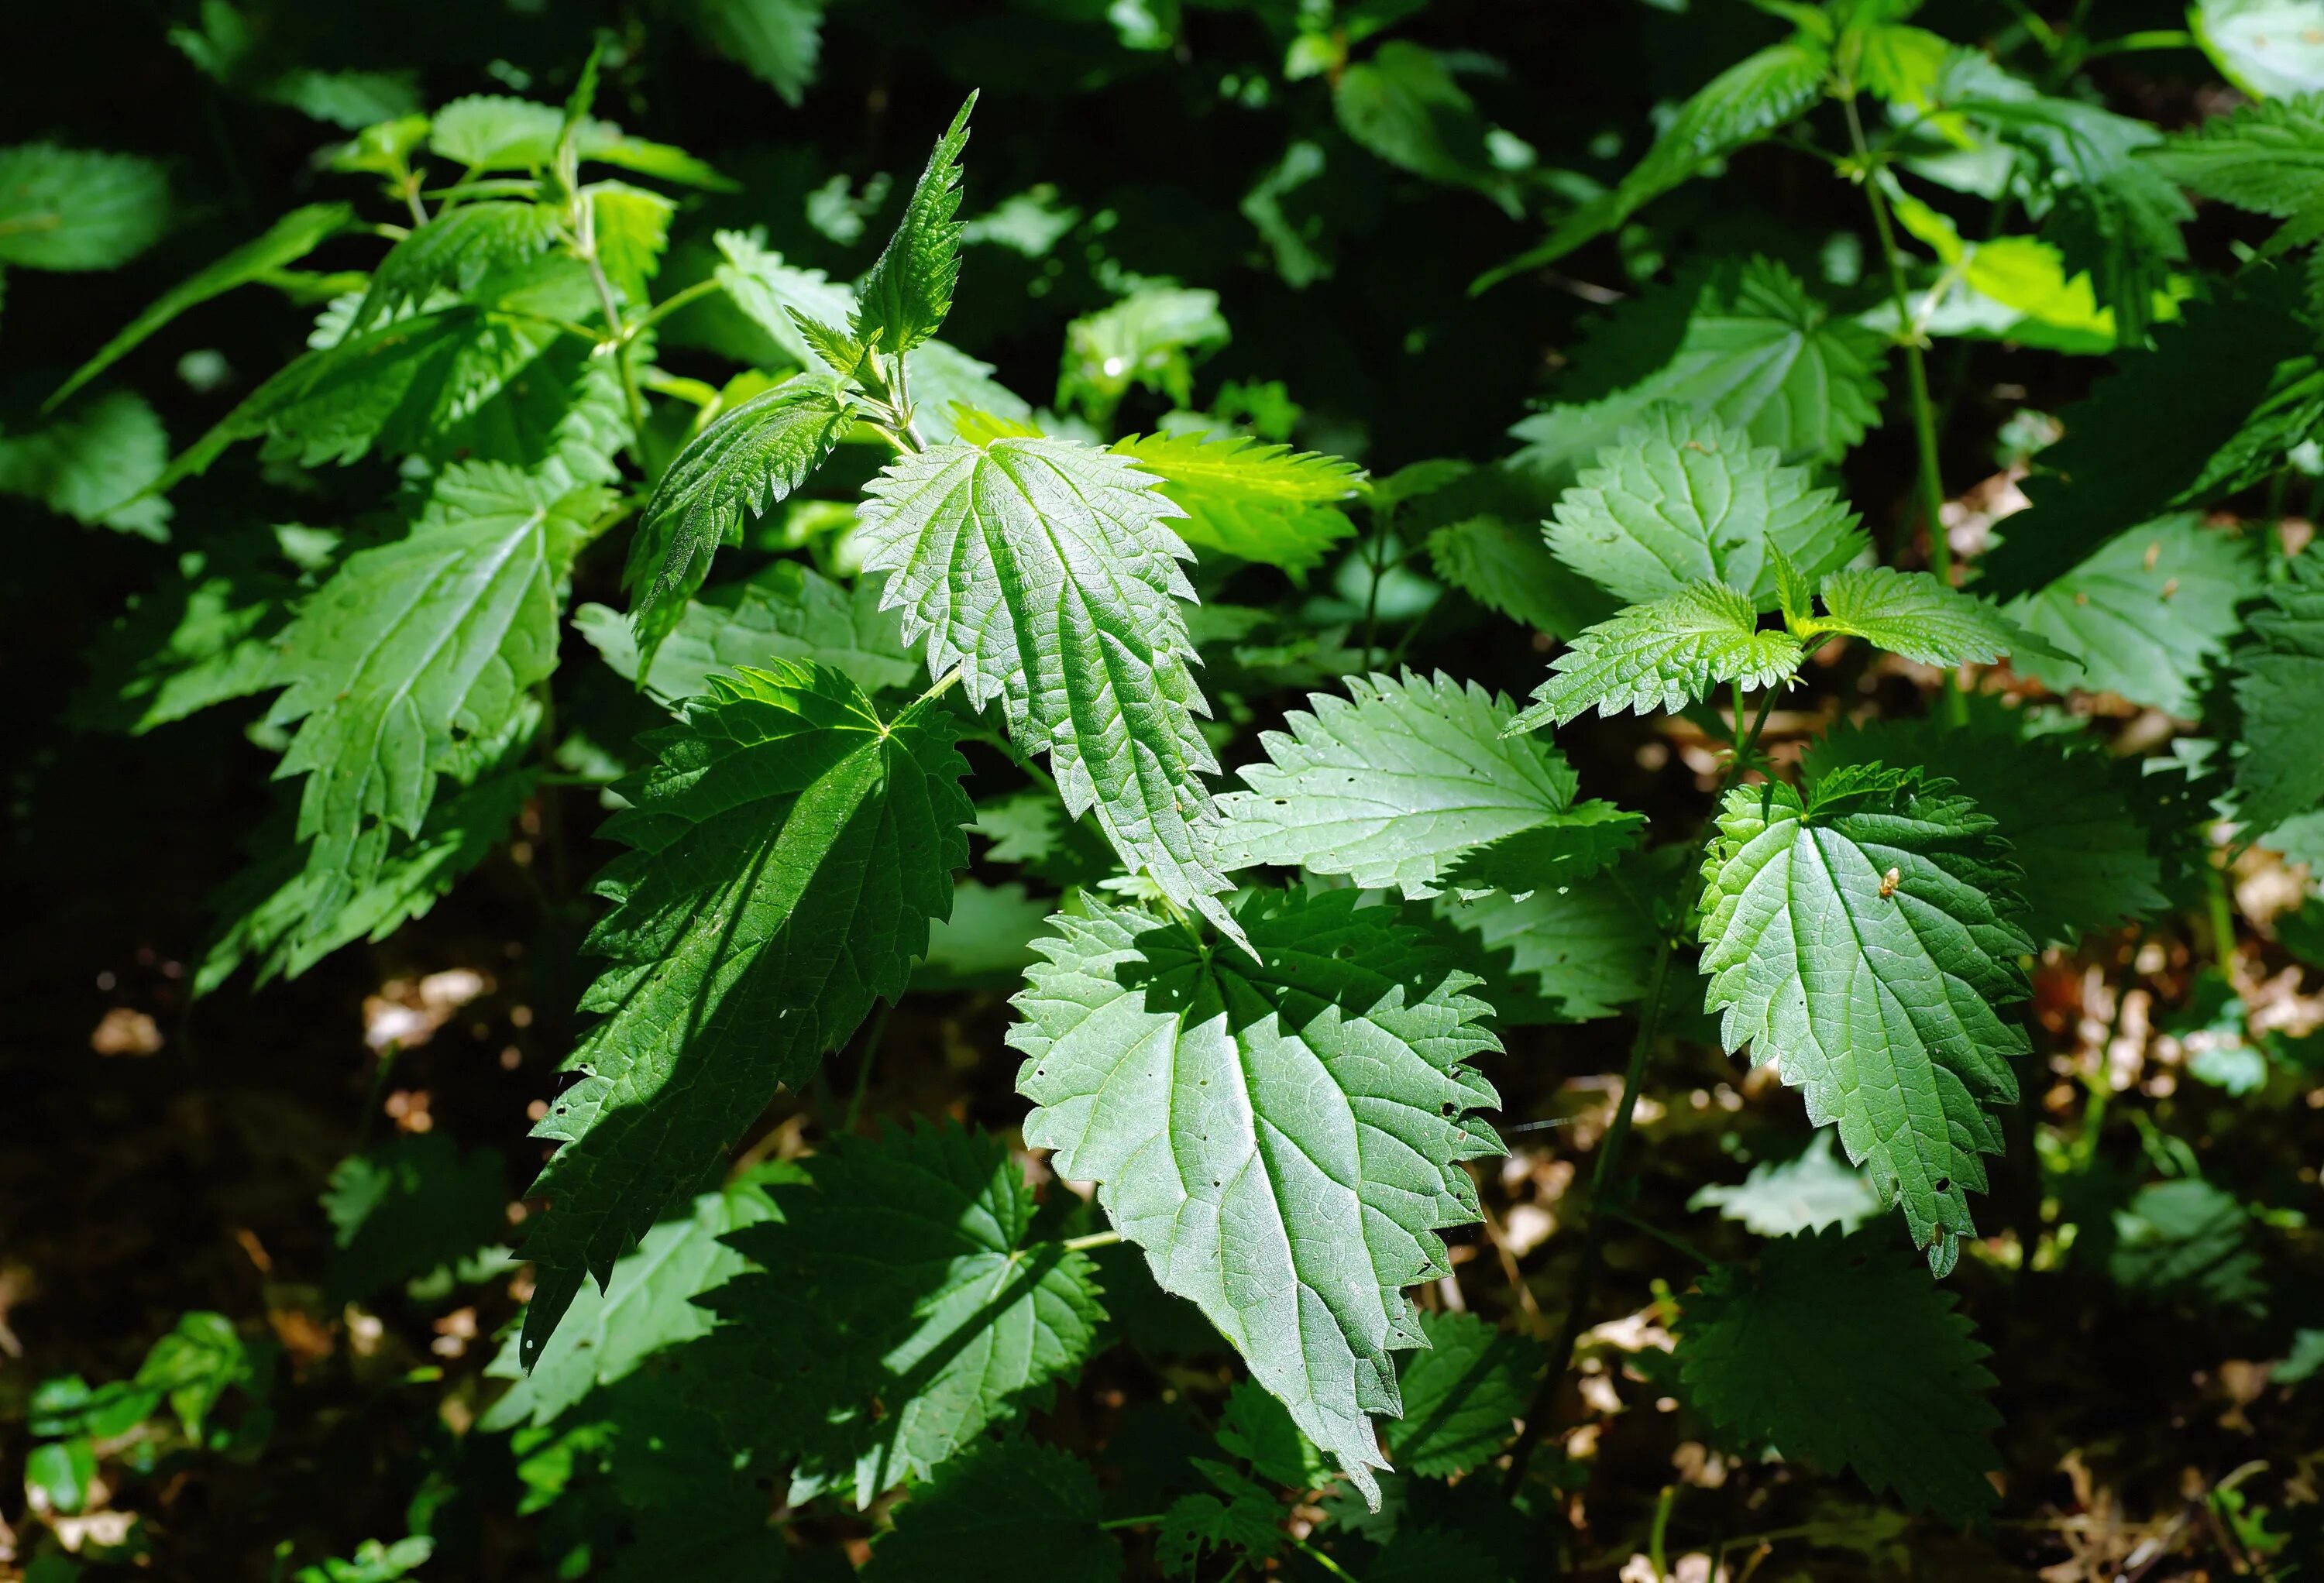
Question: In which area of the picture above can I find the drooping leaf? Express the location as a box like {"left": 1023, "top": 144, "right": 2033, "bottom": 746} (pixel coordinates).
{"left": 683, "top": 0, "right": 825, "bottom": 106}
{"left": 1543, "top": 406, "right": 1866, "bottom": 607}
{"left": 517, "top": 663, "right": 970, "bottom": 1363}
{"left": 1384, "top": 1310, "right": 1544, "bottom": 1478}
{"left": 1508, "top": 582, "right": 1803, "bottom": 732}
{"left": 1108, "top": 429, "right": 1362, "bottom": 575}
{"left": 352, "top": 201, "right": 565, "bottom": 330}
{"left": 856, "top": 435, "right": 1241, "bottom": 941}
{"left": 0, "top": 388, "right": 173, "bottom": 538}
{"left": 266, "top": 464, "right": 602, "bottom": 933}
{"left": 623, "top": 373, "right": 858, "bottom": 662}
{"left": 0, "top": 143, "right": 169, "bottom": 271}
{"left": 1978, "top": 273, "right": 2320, "bottom": 599}
{"left": 1687, "top": 1131, "right": 1882, "bottom": 1237}
{"left": 861, "top": 1439, "right": 1122, "bottom": 1583}
{"left": 853, "top": 94, "right": 975, "bottom": 356}
{"left": 1012, "top": 888, "right": 1501, "bottom": 1505}
{"left": 2006, "top": 512, "right": 2266, "bottom": 716}
{"left": 1218, "top": 670, "right": 1592, "bottom": 899}
{"left": 49, "top": 202, "right": 354, "bottom": 411}
{"left": 1697, "top": 770, "right": 2033, "bottom": 1273}
{"left": 1511, "top": 259, "right": 1888, "bottom": 482}
{"left": 1800, "top": 566, "right": 2040, "bottom": 666}
{"left": 577, "top": 560, "right": 915, "bottom": 705}
{"left": 1676, "top": 1225, "right": 2002, "bottom": 1523}
{"left": 696, "top": 1121, "right": 1106, "bottom": 1503}
{"left": 1332, "top": 41, "right": 1519, "bottom": 214}
{"left": 2229, "top": 545, "right": 2324, "bottom": 833}
{"left": 485, "top": 1173, "right": 789, "bottom": 1432}
{"left": 1803, "top": 700, "right": 2171, "bottom": 946}
{"left": 1481, "top": 40, "right": 1828, "bottom": 278}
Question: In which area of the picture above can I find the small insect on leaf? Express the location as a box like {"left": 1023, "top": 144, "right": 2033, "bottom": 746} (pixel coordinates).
{"left": 1880, "top": 866, "right": 1902, "bottom": 899}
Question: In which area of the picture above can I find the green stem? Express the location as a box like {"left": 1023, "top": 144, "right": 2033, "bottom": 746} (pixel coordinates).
{"left": 1648, "top": 1484, "right": 1678, "bottom": 1581}
{"left": 2205, "top": 857, "right": 2237, "bottom": 970}
{"left": 1096, "top": 1513, "right": 1167, "bottom": 1532}
{"left": 839, "top": 1004, "right": 891, "bottom": 1135}
{"left": 627, "top": 276, "right": 724, "bottom": 340}
{"left": 1844, "top": 94, "right": 1965, "bottom": 726}
{"left": 1062, "top": 1229, "right": 1124, "bottom": 1253}
{"left": 1294, "top": 1539, "right": 1361, "bottom": 1583}
{"left": 1360, "top": 508, "right": 1392, "bottom": 668}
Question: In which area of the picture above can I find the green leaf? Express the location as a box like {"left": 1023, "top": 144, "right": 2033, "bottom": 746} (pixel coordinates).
{"left": 1508, "top": 582, "right": 1803, "bottom": 731}
{"left": 1978, "top": 271, "right": 2320, "bottom": 599}
{"left": 1803, "top": 699, "right": 2171, "bottom": 946}
{"left": 2194, "top": 0, "right": 2324, "bottom": 99}
{"left": 198, "top": 735, "right": 539, "bottom": 993}
{"left": 70, "top": 535, "right": 304, "bottom": 735}
{"left": 1058, "top": 286, "right": 1229, "bottom": 422}
{"left": 1544, "top": 406, "right": 1866, "bottom": 607}
{"left": 1802, "top": 566, "right": 2040, "bottom": 665}
{"left": 1107, "top": 429, "right": 1363, "bottom": 575}
{"left": 1369, "top": 1527, "right": 1514, "bottom": 1583}
{"left": 862, "top": 1439, "right": 1122, "bottom": 1583}
{"left": 624, "top": 373, "right": 858, "bottom": 662}
{"left": 578, "top": 560, "right": 915, "bottom": 704}
{"left": 1697, "top": 771, "right": 2033, "bottom": 1273}
{"left": 698, "top": 1122, "right": 1107, "bottom": 1503}
{"left": 484, "top": 1173, "right": 786, "bottom": 1432}
{"left": 265, "top": 464, "right": 599, "bottom": 933}
{"left": 856, "top": 435, "right": 1241, "bottom": 942}
{"left": 0, "top": 389, "right": 173, "bottom": 538}
{"left": 2005, "top": 512, "right": 2266, "bottom": 716}
{"left": 589, "top": 180, "right": 675, "bottom": 305}
{"left": 913, "top": 877, "right": 1052, "bottom": 991}
{"left": 2109, "top": 1178, "right": 2268, "bottom": 1313}
{"left": 1479, "top": 42, "right": 1828, "bottom": 279}
{"left": 517, "top": 663, "right": 969, "bottom": 1364}
{"left": 321, "top": 1135, "right": 507, "bottom": 1301}
{"left": 853, "top": 94, "right": 975, "bottom": 356}
{"left": 683, "top": 0, "right": 825, "bottom": 106}
{"left": 1510, "top": 259, "right": 1886, "bottom": 483}
{"left": 1332, "top": 42, "right": 1519, "bottom": 214}
{"left": 428, "top": 96, "right": 732, "bottom": 189}
{"left": 352, "top": 201, "right": 565, "bottom": 330}
{"left": 1687, "top": 1132, "right": 1882, "bottom": 1237}
{"left": 2149, "top": 94, "right": 2324, "bottom": 219}
{"left": 1425, "top": 842, "right": 1669, "bottom": 1022}
{"left": 1218, "top": 670, "right": 1590, "bottom": 899}
{"left": 1216, "top": 1382, "right": 1335, "bottom": 1489}
{"left": 0, "top": 143, "right": 168, "bottom": 271}
{"left": 1436, "top": 802, "right": 1648, "bottom": 895}
{"left": 2230, "top": 545, "right": 2324, "bottom": 832}
{"left": 1012, "top": 888, "right": 1502, "bottom": 1504}
{"left": 49, "top": 202, "right": 354, "bottom": 411}
{"left": 1676, "top": 1226, "right": 2001, "bottom": 1523}
{"left": 1385, "top": 1310, "right": 1544, "bottom": 1477}
{"left": 1425, "top": 513, "right": 1616, "bottom": 639}
{"left": 1159, "top": 1462, "right": 1284, "bottom": 1576}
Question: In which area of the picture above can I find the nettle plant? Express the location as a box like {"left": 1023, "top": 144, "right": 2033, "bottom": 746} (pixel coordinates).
{"left": 43, "top": 0, "right": 2324, "bottom": 1569}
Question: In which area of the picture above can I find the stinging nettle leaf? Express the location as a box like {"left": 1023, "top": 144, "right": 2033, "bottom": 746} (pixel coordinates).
{"left": 1108, "top": 428, "right": 1363, "bottom": 575}
{"left": 855, "top": 434, "right": 1243, "bottom": 943}
{"left": 1697, "top": 770, "right": 2032, "bottom": 1274}
{"left": 1012, "top": 888, "right": 1502, "bottom": 1506}
{"left": 1545, "top": 405, "right": 1867, "bottom": 608}
{"left": 517, "top": 662, "right": 971, "bottom": 1365}
{"left": 1385, "top": 1310, "right": 1545, "bottom": 1478}
{"left": 352, "top": 201, "right": 565, "bottom": 331}
{"left": 1508, "top": 581, "right": 1803, "bottom": 732}
{"left": 624, "top": 372, "right": 858, "bottom": 664}
{"left": 861, "top": 1438, "right": 1122, "bottom": 1583}
{"left": 1802, "top": 566, "right": 2045, "bottom": 666}
{"left": 1218, "top": 669, "right": 1587, "bottom": 899}
{"left": 2229, "top": 545, "right": 2324, "bottom": 834}
{"left": 577, "top": 560, "right": 915, "bottom": 705}
{"left": 1676, "top": 1225, "right": 2002, "bottom": 1523}
{"left": 853, "top": 94, "right": 975, "bottom": 357}
{"left": 0, "top": 143, "right": 170, "bottom": 272}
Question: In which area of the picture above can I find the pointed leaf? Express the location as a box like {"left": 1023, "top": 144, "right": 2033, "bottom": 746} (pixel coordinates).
{"left": 0, "top": 143, "right": 168, "bottom": 271}
{"left": 578, "top": 561, "right": 915, "bottom": 704}
{"left": 1508, "top": 582, "right": 1803, "bottom": 731}
{"left": 1108, "top": 428, "right": 1363, "bottom": 575}
{"left": 2230, "top": 545, "right": 2324, "bottom": 832}
{"left": 1012, "top": 889, "right": 1502, "bottom": 1504}
{"left": 351, "top": 201, "right": 565, "bottom": 330}
{"left": 853, "top": 94, "right": 975, "bottom": 355}
{"left": 1385, "top": 1310, "right": 1545, "bottom": 1477}
{"left": 1805, "top": 566, "right": 2041, "bottom": 666}
{"left": 862, "top": 1440, "right": 1122, "bottom": 1583}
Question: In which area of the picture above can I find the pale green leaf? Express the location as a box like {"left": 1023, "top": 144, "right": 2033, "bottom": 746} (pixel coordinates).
{"left": 624, "top": 372, "right": 857, "bottom": 661}
{"left": 1511, "top": 259, "right": 1886, "bottom": 482}
{"left": 1698, "top": 771, "right": 2033, "bottom": 1273}
{"left": 698, "top": 1122, "right": 1107, "bottom": 1503}
{"left": 1508, "top": 582, "right": 1803, "bottom": 731}
{"left": 1058, "top": 286, "right": 1229, "bottom": 422}
{"left": 1804, "top": 566, "right": 2039, "bottom": 665}
{"left": 49, "top": 202, "right": 354, "bottom": 411}
{"left": 428, "top": 96, "right": 732, "bottom": 188}
{"left": 1544, "top": 406, "right": 1865, "bottom": 607}
{"left": 0, "top": 143, "right": 168, "bottom": 271}
{"left": 853, "top": 94, "right": 975, "bottom": 355}
{"left": 913, "top": 877, "right": 1051, "bottom": 991}
{"left": 1687, "top": 1132, "right": 1882, "bottom": 1236}
{"left": 2005, "top": 512, "right": 2266, "bottom": 715}
{"left": 2229, "top": 545, "right": 2324, "bottom": 832}
{"left": 2194, "top": 0, "right": 2324, "bottom": 99}
{"left": 577, "top": 560, "right": 915, "bottom": 704}
{"left": 856, "top": 435, "right": 1242, "bottom": 942}
{"left": 1219, "top": 670, "right": 1584, "bottom": 899}
{"left": 1012, "top": 889, "right": 1501, "bottom": 1505}
{"left": 1108, "top": 429, "right": 1362, "bottom": 575}
{"left": 862, "top": 1439, "right": 1122, "bottom": 1583}
{"left": 517, "top": 663, "right": 969, "bottom": 1364}
{"left": 1676, "top": 1226, "right": 2001, "bottom": 1522}
{"left": 266, "top": 464, "right": 600, "bottom": 932}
